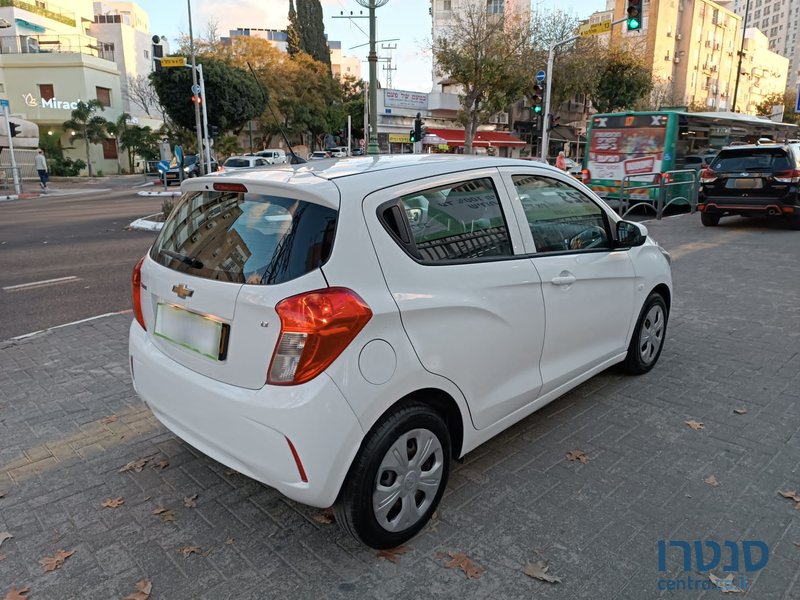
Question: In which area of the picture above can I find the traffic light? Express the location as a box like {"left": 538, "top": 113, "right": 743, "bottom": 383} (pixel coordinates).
{"left": 409, "top": 129, "right": 416, "bottom": 143}
{"left": 9, "top": 122, "right": 19, "bottom": 138}
{"left": 152, "top": 35, "right": 164, "bottom": 72}
{"left": 191, "top": 95, "right": 202, "bottom": 105}
{"left": 209, "top": 125, "right": 220, "bottom": 138}
{"left": 413, "top": 112, "right": 423, "bottom": 142}
{"left": 627, "top": 0, "right": 642, "bottom": 31}
{"left": 531, "top": 84, "right": 544, "bottom": 114}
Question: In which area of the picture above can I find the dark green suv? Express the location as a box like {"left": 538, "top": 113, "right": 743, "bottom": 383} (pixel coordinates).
{"left": 698, "top": 143, "right": 800, "bottom": 229}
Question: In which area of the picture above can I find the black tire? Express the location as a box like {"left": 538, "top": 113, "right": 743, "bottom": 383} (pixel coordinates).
{"left": 701, "top": 212, "right": 720, "bottom": 226}
{"left": 335, "top": 402, "right": 451, "bottom": 549}
{"left": 788, "top": 215, "right": 800, "bottom": 231}
{"left": 622, "top": 292, "right": 668, "bottom": 375}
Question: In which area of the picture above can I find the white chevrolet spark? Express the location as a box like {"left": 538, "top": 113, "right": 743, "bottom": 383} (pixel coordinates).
{"left": 129, "top": 155, "right": 672, "bottom": 548}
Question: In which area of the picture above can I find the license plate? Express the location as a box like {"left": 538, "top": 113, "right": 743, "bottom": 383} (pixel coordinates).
{"left": 729, "top": 178, "right": 762, "bottom": 189}
{"left": 167, "top": 173, "right": 177, "bottom": 179}
{"left": 154, "top": 303, "right": 228, "bottom": 360}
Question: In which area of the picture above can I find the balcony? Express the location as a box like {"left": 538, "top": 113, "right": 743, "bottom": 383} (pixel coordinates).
{"left": 0, "top": 0, "right": 76, "bottom": 27}
{"left": 0, "top": 34, "right": 115, "bottom": 62}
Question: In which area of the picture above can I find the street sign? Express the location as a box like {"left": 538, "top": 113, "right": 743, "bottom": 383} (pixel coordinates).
{"left": 579, "top": 20, "right": 612, "bottom": 37}
{"left": 536, "top": 70, "right": 546, "bottom": 83}
{"left": 156, "top": 160, "right": 170, "bottom": 173}
{"left": 0, "top": 99, "right": 8, "bottom": 108}
{"left": 160, "top": 56, "right": 187, "bottom": 68}
{"left": 174, "top": 144, "right": 184, "bottom": 166}
{"left": 191, "top": 84, "right": 201, "bottom": 94}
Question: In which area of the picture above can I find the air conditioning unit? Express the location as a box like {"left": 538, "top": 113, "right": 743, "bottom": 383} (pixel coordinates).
{"left": 489, "top": 112, "right": 509, "bottom": 125}
{"left": 667, "top": 31, "right": 672, "bottom": 37}
{"left": 676, "top": 33, "right": 682, "bottom": 40}
{"left": 711, "top": 64, "right": 718, "bottom": 72}
{"left": 674, "top": 57, "right": 681, "bottom": 63}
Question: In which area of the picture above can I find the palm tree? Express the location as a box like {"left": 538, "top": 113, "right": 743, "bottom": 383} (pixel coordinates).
{"left": 62, "top": 100, "right": 108, "bottom": 177}
{"left": 105, "top": 112, "right": 132, "bottom": 174}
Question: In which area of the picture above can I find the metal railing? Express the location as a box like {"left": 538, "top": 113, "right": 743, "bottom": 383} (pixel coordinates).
{"left": 0, "top": 0, "right": 76, "bottom": 27}
{"left": 0, "top": 34, "right": 114, "bottom": 62}
{"left": 617, "top": 169, "right": 699, "bottom": 220}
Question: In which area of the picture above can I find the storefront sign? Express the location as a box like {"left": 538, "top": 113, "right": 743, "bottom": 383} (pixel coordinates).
{"left": 384, "top": 89, "right": 428, "bottom": 110}
{"left": 22, "top": 93, "right": 80, "bottom": 111}
{"left": 388, "top": 133, "right": 410, "bottom": 143}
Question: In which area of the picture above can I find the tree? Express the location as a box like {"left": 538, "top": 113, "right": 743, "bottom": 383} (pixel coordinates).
{"left": 62, "top": 100, "right": 108, "bottom": 177}
{"left": 755, "top": 90, "right": 800, "bottom": 125}
{"left": 287, "top": 0, "right": 301, "bottom": 57}
{"left": 296, "top": 0, "right": 331, "bottom": 69}
{"left": 124, "top": 75, "right": 165, "bottom": 120}
{"left": 339, "top": 75, "right": 366, "bottom": 141}
{"left": 432, "top": 1, "right": 535, "bottom": 153}
{"left": 589, "top": 47, "right": 653, "bottom": 114}
{"left": 150, "top": 56, "right": 266, "bottom": 133}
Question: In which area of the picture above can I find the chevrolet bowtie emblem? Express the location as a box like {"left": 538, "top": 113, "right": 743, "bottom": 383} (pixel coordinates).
{"left": 172, "top": 284, "right": 194, "bottom": 299}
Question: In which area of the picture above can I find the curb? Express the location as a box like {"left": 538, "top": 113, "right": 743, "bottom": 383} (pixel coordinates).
{"left": 137, "top": 191, "right": 181, "bottom": 197}
{"left": 128, "top": 212, "right": 164, "bottom": 232}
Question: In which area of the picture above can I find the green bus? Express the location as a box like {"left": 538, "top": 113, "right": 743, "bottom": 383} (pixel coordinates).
{"left": 582, "top": 110, "right": 798, "bottom": 207}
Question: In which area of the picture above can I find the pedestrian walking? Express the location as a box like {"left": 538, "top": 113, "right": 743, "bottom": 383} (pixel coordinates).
{"left": 35, "top": 148, "right": 48, "bottom": 189}
{"left": 555, "top": 150, "right": 567, "bottom": 171}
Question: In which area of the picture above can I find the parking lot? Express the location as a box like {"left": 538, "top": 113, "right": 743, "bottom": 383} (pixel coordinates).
{"left": 1, "top": 212, "right": 799, "bottom": 599}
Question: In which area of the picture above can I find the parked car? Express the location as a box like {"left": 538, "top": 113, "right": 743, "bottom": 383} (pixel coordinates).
{"left": 681, "top": 151, "right": 719, "bottom": 172}
{"left": 130, "top": 155, "right": 672, "bottom": 548}
{"left": 328, "top": 146, "right": 349, "bottom": 158}
{"left": 351, "top": 147, "right": 364, "bottom": 156}
{"left": 308, "top": 150, "right": 331, "bottom": 160}
{"left": 698, "top": 143, "right": 800, "bottom": 228}
{"left": 255, "top": 149, "right": 288, "bottom": 164}
{"left": 221, "top": 156, "right": 271, "bottom": 172}
{"left": 163, "top": 155, "right": 219, "bottom": 185}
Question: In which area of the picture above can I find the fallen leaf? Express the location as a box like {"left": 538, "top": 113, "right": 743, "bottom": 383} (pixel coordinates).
{"left": 151, "top": 507, "right": 175, "bottom": 522}
{"left": 142, "top": 496, "right": 151, "bottom": 502}
{"left": 704, "top": 475, "right": 721, "bottom": 488}
{"left": 733, "top": 408, "right": 747, "bottom": 415}
{"left": 377, "top": 545, "right": 408, "bottom": 563}
{"left": 3, "top": 586, "right": 30, "bottom": 600}
{"left": 102, "top": 415, "right": 118, "bottom": 424}
{"left": 566, "top": 449, "right": 590, "bottom": 464}
{"left": 685, "top": 420, "right": 705, "bottom": 431}
{"left": 708, "top": 572, "right": 742, "bottom": 593}
{"left": 178, "top": 545, "right": 201, "bottom": 558}
{"left": 123, "top": 578, "right": 152, "bottom": 600}
{"left": 119, "top": 457, "right": 149, "bottom": 473}
{"left": 224, "top": 469, "right": 239, "bottom": 477}
{"left": 224, "top": 538, "right": 235, "bottom": 545}
{"left": 779, "top": 490, "right": 800, "bottom": 502}
{"left": 523, "top": 559, "right": 562, "bottom": 584}
{"left": 101, "top": 497, "right": 124, "bottom": 508}
{"left": 154, "top": 460, "right": 169, "bottom": 470}
{"left": 183, "top": 494, "right": 198, "bottom": 508}
{"left": 0, "top": 554, "right": 6, "bottom": 561}
{"left": 312, "top": 508, "right": 334, "bottom": 525}
{"left": 39, "top": 548, "right": 75, "bottom": 572}
{"left": 793, "top": 542, "right": 800, "bottom": 548}
{"left": 442, "top": 551, "right": 484, "bottom": 579}
{"left": 0, "top": 490, "right": 6, "bottom": 498}
{"left": 0, "top": 532, "right": 11, "bottom": 549}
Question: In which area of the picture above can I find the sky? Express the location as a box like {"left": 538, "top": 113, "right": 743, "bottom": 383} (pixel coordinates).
{"left": 137, "top": 0, "right": 607, "bottom": 92}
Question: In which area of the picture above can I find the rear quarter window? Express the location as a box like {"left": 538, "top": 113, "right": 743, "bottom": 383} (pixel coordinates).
{"left": 711, "top": 150, "right": 791, "bottom": 172}
{"left": 150, "top": 191, "right": 336, "bottom": 285}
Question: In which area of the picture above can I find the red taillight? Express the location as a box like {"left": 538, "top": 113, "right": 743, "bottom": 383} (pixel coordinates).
{"left": 774, "top": 169, "right": 800, "bottom": 183}
{"left": 132, "top": 256, "right": 146, "bottom": 331}
{"left": 581, "top": 168, "right": 591, "bottom": 184}
{"left": 285, "top": 437, "right": 308, "bottom": 482}
{"left": 267, "top": 287, "right": 372, "bottom": 385}
{"left": 700, "top": 168, "right": 718, "bottom": 184}
{"left": 213, "top": 182, "right": 248, "bottom": 192}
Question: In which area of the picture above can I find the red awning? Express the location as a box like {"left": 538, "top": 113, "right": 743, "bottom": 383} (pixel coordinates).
{"left": 424, "top": 128, "right": 526, "bottom": 147}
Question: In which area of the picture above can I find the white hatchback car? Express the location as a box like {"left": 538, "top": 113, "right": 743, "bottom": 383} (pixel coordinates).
{"left": 221, "top": 156, "right": 271, "bottom": 171}
{"left": 129, "top": 155, "right": 672, "bottom": 549}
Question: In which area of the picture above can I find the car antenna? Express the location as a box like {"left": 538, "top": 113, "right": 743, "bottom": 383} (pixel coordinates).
{"left": 246, "top": 62, "right": 306, "bottom": 164}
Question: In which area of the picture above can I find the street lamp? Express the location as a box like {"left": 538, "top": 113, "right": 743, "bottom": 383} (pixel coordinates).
{"left": 355, "top": 0, "right": 389, "bottom": 155}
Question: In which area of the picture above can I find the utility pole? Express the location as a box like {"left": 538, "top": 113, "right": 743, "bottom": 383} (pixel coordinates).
{"left": 2, "top": 103, "right": 21, "bottom": 195}
{"left": 187, "top": 0, "right": 204, "bottom": 174}
{"left": 355, "top": 0, "right": 389, "bottom": 155}
{"left": 381, "top": 43, "right": 397, "bottom": 88}
{"left": 732, "top": 0, "right": 750, "bottom": 113}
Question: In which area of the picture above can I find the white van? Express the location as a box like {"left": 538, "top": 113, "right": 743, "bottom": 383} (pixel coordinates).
{"left": 256, "top": 149, "right": 287, "bottom": 164}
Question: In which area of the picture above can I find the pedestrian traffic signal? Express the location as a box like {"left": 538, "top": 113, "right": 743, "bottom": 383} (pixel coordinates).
{"left": 9, "top": 122, "right": 19, "bottom": 138}
{"left": 409, "top": 129, "right": 416, "bottom": 143}
{"left": 531, "top": 84, "right": 544, "bottom": 114}
{"left": 191, "top": 95, "right": 202, "bottom": 104}
{"left": 627, "top": 0, "right": 642, "bottom": 31}
{"left": 209, "top": 125, "right": 220, "bottom": 138}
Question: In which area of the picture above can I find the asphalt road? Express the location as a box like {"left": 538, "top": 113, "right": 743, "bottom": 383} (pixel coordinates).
{"left": 0, "top": 186, "right": 163, "bottom": 340}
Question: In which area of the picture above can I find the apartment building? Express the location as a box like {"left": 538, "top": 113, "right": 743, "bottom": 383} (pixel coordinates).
{"left": 731, "top": 0, "right": 800, "bottom": 88}
{"left": 608, "top": 0, "right": 788, "bottom": 113}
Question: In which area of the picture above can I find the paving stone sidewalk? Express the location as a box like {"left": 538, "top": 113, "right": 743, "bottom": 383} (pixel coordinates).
{"left": 1, "top": 213, "right": 799, "bottom": 599}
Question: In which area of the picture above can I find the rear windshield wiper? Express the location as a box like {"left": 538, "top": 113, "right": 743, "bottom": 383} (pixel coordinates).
{"left": 159, "top": 249, "right": 204, "bottom": 269}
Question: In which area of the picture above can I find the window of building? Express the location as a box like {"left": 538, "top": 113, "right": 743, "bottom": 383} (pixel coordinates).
{"left": 102, "top": 138, "right": 118, "bottom": 159}
{"left": 144, "top": 49, "right": 149, "bottom": 59}
{"left": 443, "top": 0, "right": 451, "bottom": 9}
{"left": 486, "top": 0, "right": 503, "bottom": 14}
{"left": 38, "top": 84, "right": 54, "bottom": 101}
{"left": 96, "top": 86, "right": 111, "bottom": 107}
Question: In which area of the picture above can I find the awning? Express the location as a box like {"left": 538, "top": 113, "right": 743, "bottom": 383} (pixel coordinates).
{"left": 423, "top": 128, "right": 526, "bottom": 147}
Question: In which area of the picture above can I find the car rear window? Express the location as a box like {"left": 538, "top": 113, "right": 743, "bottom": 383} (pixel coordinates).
{"left": 150, "top": 191, "right": 337, "bottom": 285}
{"left": 224, "top": 158, "right": 250, "bottom": 168}
{"left": 711, "top": 149, "right": 792, "bottom": 172}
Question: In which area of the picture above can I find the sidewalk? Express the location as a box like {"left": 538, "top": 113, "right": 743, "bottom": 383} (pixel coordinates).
{"left": 1, "top": 214, "right": 799, "bottom": 599}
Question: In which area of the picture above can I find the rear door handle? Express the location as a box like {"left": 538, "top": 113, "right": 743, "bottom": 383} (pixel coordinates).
{"left": 551, "top": 272, "right": 576, "bottom": 286}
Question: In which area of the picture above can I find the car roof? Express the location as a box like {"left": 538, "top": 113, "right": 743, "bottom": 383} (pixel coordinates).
{"left": 718, "top": 143, "right": 791, "bottom": 152}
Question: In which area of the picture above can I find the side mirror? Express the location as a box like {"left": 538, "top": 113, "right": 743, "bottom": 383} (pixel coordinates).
{"left": 616, "top": 220, "right": 647, "bottom": 247}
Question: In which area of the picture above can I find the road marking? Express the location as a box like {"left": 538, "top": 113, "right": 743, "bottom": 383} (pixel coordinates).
{"left": 667, "top": 229, "right": 746, "bottom": 261}
{"left": 3, "top": 275, "right": 79, "bottom": 291}
{"left": 10, "top": 309, "right": 132, "bottom": 341}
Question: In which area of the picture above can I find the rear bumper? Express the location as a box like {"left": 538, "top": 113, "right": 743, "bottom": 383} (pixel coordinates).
{"left": 698, "top": 199, "right": 796, "bottom": 216}
{"left": 128, "top": 322, "right": 364, "bottom": 507}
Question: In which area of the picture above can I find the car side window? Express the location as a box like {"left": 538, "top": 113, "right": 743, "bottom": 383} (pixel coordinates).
{"left": 511, "top": 174, "right": 612, "bottom": 253}
{"left": 391, "top": 177, "right": 513, "bottom": 263}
